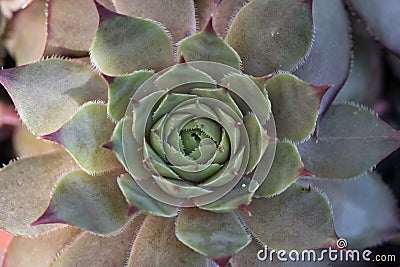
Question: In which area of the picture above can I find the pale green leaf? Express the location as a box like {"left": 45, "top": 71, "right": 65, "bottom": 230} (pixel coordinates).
{"left": 0, "top": 58, "right": 108, "bottom": 135}
{"left": 225, "top": 0, "right": 313, "bottom": 76}
{"left": 241, "top": 183, "right": 337, "bottom": 251}
{"left": 176, "top": 208, "right": 251, "bottom": 260}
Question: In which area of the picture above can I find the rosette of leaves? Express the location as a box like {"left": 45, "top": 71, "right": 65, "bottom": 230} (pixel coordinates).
{"left": 0, "top": 1, "right": 400, "bottom": 266}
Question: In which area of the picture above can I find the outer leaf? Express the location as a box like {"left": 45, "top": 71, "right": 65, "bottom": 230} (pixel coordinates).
{"left": 0, "top": 58, "right": 108, "bottom": 135}
{"left": 41, "top": 103, "right": 120, "bottom": 174}
{"left": 294, "top": 0, "right": 351, "bottom": 123}
{"left": 32, "top": 170, "right": 130, "bottom": 235}
{"left": 108, "top": 70, "right": 154, "bottom": 121}
{"left": 225, "top": 0, "right": 313, "bottom": 76}
{"left": 349, "top": 0, "right": 400, "bottom": 55}
{"left": 266, "top": 73, "right": 329, "bottom": 142}
{"left": 0, "top": 151, "right": 79, "bottom": 236}
{"left": 4, "top": 227, "right": 81, "bottom": 267}
{"left": 176, "top": 208, "right": 251, "bottom": 262}
{"left": 241, "top": 183, "right": 337, "bottom": 251}
{"left": 256, "top": 141, "right": 303, "bottom": 197}
{"left": 177, "top": 17, "right": 240, "bottom": 69}
{"left": 44, "top": 0, "right": 98, "bottom": 57}
{"left": 5, "top": 0, "right": 46, "bottom": 65}
{"left": 52, "top": 215, "right": 145, "bottom": 267}
{"left": 301, "top": 173, "right": 400, "bottom": 249}
{"left": 118, "top": 173, "right": 178, "bottom": 217}
{"left": 128, "top": 216, "right": 207, "bottom": 266}
{"left": 113, "top": 0, "right": 196, "bottom": 42}
{"left": 298, "top": 104, "right": 400, "bottom": 178}
{"left": 91, "top": 2, "right": 174, "bottom": 76}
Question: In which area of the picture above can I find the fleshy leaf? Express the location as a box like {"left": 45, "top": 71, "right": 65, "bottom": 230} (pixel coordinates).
{"left": 44, "top": 0, "right": 98, "bottom": 57}
{"left": 175, "top": 208, "right": 251, "bottom": 261}
{"left": 4, "top": 227, "right": 81, "bottom": 267}
{"left": 109, "top": 117, "right": 127, "bottom": 169}
{"left": 0, "top": 58, "right": 108, "bottom": 135}
{"left": 153, "top": 176, "right": 212, "bottom": 198}
{"left": 113, "top": 0, "right": 196, "bottom": 42}
{"left": 32, "top": 170, "right": 130, "bottom": 235}
{"left": 225, "top": 0, "right": 313, "bottom": 76}
{"left": 177, "top": 16, "right": 240, "bottom": 69}
{"left": 349, "top": 0, "right": 400, "bottom": 55}
{"left": 294, "top": 0, "right": 351, "bottom": 124}
{"left": 301, "top": 173, "right": 400, "bottom": 249}
{"left": 52, "top": 215, "right": 145, "bottom": 267}
{"left": 0, "top": 151, "right": 79, "bottom": 236}
{"left": 128, "top": 216, "right": 207, "bottom": 266}
{"left": 91, "top": 2, "right": 174, "bottom": 75}
{"left": 199, "top": 177, "right": 253, "bottom": 213}
{"left": 41, "top": 103, "right": 120, "bottom": 174}
{"left": 298, "top": 104, "right": 400, "bottom": 178}
{"left": 118, "top": 173, "right": 178, "bottom": 217}
{"left": 240, "top": 183, "right": 337, "bottom": 251}
{"left": 108, "top": 71, "right": 154, "bottom": 122}
{"left": 5, "top": 0, "right": 46, "bottom": 65}
{"left": 256, "top": 141, "right": 303, "bottom": 197}
{"left": 266, "top": 73, "right": 330, "bottom": 142}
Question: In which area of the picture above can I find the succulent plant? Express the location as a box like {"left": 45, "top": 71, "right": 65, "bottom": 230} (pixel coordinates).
{"left": 1, "top": 0, "right": 400, "bottom": 266}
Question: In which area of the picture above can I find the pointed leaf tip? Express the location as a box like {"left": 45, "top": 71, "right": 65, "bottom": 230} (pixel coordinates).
{"left": 299, "top": 168, "right": 314, "bottom": 177}
{"left": 102, "top": 141, "right": 113, "bottom": 150}
{"left": 93, "top": 0, "right": 115, "bottom": 21}
{"left": 128, "top": 205, "right": 139, "bottom": 216}
{"left": 178, "top": 55, "right": 186, "bottom": 64}
{"left": 312, "top": 83, "right": 333, "bottom": 101}
{"left": 212, "top": 257, "right": 231, "bottom": 267}
{"left": 30, "top": 206, "right": 67, "bottom": 227}
{"left": 204, "top": 16, "right": 216, "bottom": 34}
{"left": 40, "top": 130, "right": 62, "bottom": 143}
{"left": 238, "top": 204, "right": 252, "bottom": 216}
{"left": 102, "top": 74, "right": 115, "bottom": 84}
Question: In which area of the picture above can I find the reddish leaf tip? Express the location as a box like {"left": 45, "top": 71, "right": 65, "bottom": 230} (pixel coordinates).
{"left": 211, "top": 256, "right": 231, "bottom": 267}
{"left": 238, "top": 204, "right": 252, "bottom": 217}
{"left": 102, "top": 74, "right": 115, "bottom": 84}
{"left": 204, "top": 16, "right": 217, "bottom": 35}
{"left": 311, "top": 83, "right": 333, "bottom": 102}
{"left": 30, "top": 207, "right": 66, "bottom": 226}
{"left": 93, "top": 0, "right": 116, "bottom": 22}
{"left": 128, "top": 205, "right": 139, "bottom": 216}
{"left": 257, "top": 74, "right": 273, "bottom": 83}
{"left": 178, "top": 55, "right": 186, "bottom": 64}
{"left": 40, "top": 130, "right": 62, "bottom": 144}
{"left": 102, "top": 141, "right": 113, "bottom": 150}
{"left": 299, "top": 168, "right": 314, "bottom": 177}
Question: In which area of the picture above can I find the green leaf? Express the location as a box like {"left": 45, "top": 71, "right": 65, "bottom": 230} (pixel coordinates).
{"left": 0, "top": 58, "right": 108, "bottom": 135}
{"left": 52, "top": 215, "right": 145, "bottom": 267}
{"left": 91, "top": 2, "right": 174, "bottom": 76}
{"left": 199, "top": 177, "right": 253, "bottom": 213}
{"left": 118, "top": 173, "right": 178, "bottom": 217}
{"left": 349, "top": 0, "right": 400, "bottom": 55}
{"left": 42, "top": 103, "right": 120, "bottom": 174}
{"left": 298, "top": 104, "right": 400, "bottom": 178}
{"left": 128, "top": 216, "right": 207, "bottom": 266}
{"left": 4, "top": 227, "right": 81, "bottom": 267}
{"left": 0, "top": 151, "right": 79, "bottom": 236}
{"left": 32, "top": 170, "right": 130, "bottom": 235}
{"left": 5, "top": 0, "right": 46, "bottom": 65}
{"left": 241, "top": 183, "right": 337, "bottom": 251}
{"left": 178, "top": 17, "right": 240, "bottom": 69}
{"left": 294, "top": 0, "right": 351, "bottom": 121}
{"left": 266, "top": 73, "right": 329, "bottom": 142}
{"left": 301, "top": 173, "right": 400, "bottom": 249}
{"left": 108, "top": 70, "right": 154, "bottom": 122}
{"left": 175, "top": 208, "right": 251, "bottom": 261}
{"left": 256, "top": 141, "right": 303, "bottom": 197}
{"left": 153, "top": 176, "right": 212, "bottom": 198}
{"left": 225, "top": 0, "right": 313, "bottom": 76}
{"left": 44, "top": 0, "right": 98, "bottom": 57}
{"left": 113, "top": 0, "right": 196, "bottom": 42}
